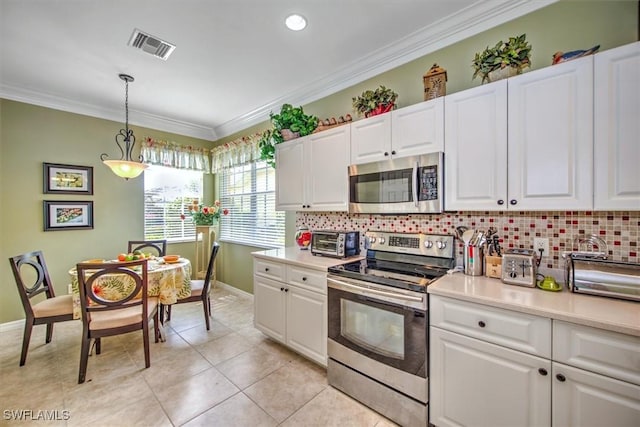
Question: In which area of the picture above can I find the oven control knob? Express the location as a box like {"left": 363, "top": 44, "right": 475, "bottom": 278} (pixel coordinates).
{"left": 424, "top": 240, "right": 433, "bottom": 249}
{"left": 378, "top": 237, "right": 385, "bottom": 245}
{"left": 368, "top": 237, "right": 376, "bottom": 244}
{"left": 436, "top": 241, "right": 447, "bottom": 250}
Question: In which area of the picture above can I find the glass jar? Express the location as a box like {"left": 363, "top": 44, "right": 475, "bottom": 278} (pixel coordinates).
{"left": 294, "top": 226, "right": 312, "bottom": 250}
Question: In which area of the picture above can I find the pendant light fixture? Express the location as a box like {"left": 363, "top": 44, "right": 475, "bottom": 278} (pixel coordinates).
{"left": 101, "top": 73, "right": 148, "bottom": 180}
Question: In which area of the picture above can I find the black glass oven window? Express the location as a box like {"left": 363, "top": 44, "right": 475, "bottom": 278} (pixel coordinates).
{"left": 350, "top": 168, "right": 413, "bottom": 203}
{"left": 341, "top": 299, "right": 404, "bottom": 359}
{"left": 418, "top": 165, "right": 438, "bottom": 201}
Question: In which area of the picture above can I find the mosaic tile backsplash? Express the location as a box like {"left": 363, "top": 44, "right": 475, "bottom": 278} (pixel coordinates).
{"left": 296, "top": 211, "right": 639, "bottom": 269}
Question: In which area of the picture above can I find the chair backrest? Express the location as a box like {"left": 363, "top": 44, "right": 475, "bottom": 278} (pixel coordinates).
{"left": 9, "top": 251, "right": 56, "bottom": 317}
{"left": 201, "top": 242, "right": 220, "bottom": 296}
{"left": 76, "top": 259, "right": 149, "bottom": 326}
{"left": 127, "top": 240, "right": 167, "bottom": 257}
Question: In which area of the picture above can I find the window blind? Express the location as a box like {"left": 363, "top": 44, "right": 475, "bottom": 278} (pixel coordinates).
{"left": 220, "top": 160, "right": 285, "bottom": 248}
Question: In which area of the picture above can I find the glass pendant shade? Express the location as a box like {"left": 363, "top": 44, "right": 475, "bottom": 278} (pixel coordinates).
{"left": 103, "top": 159, "right": 148, "bottom": 179}
{"left": 101, "top": 74, "right": 147, "bottom": 180}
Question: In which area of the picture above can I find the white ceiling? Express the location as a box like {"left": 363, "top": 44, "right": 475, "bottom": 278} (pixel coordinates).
{"left": 0, "top": 0, "right": 554, "bottom": 141}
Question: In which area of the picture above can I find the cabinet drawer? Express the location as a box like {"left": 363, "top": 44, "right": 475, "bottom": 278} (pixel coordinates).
{"left": 287, "top": 265, "right": 327, "bottom": 294}
{"left": 430, "top": 295, "right": 551, "bottom": 357}
{"left": 254, "top": 259, "right": 285, "bottom": 281}
{"left": 553, "top": 320, "right": 640, "bottom": 385}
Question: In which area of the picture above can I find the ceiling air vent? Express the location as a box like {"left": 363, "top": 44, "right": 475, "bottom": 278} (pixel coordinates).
{"left": 128, "top": 28, "right": 176, "bottom": 60}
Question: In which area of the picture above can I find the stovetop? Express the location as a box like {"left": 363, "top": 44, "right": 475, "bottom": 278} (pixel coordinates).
{"left": 328, "top": 231, "right": 456, "bottom": 293}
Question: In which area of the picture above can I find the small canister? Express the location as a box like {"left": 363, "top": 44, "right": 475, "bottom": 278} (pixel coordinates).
{"left": 464, "top": 244, "right": 484, "bottom": 276}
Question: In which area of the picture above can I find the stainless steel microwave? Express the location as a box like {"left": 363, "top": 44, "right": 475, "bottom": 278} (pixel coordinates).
{"left": 348, "top": 152, "right": 444, "bottom": 214}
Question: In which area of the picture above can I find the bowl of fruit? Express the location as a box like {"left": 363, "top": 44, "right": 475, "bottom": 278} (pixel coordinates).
{"left": 117, "top": 250, "right": 153, "bottom": 262}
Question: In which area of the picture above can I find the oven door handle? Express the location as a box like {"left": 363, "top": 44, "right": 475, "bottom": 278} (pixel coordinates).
{"left": 327, "top": 277, "right": 424, "bottom": 303}
{"left": 412, "top": 161, "right": 419, "bottom": 207}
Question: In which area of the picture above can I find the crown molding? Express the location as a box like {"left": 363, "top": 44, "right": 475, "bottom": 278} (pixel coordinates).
{"left": 1, "top": 0, "right": 556, "bottom": 141}
{"left": 214, "top": 0, "right": 557, "bottom": 138}
{"left": 0, "top": 84, "right": 218, "bottom": 141}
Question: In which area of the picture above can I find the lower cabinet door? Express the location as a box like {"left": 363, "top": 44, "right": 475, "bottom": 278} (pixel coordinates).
{"left": 552, "top": 362, "right": 640, "bottom": 427}
{"left": 253, "top": 276, "right": 286, "bottom": 343}
{"left": 430, "top": 327, "right": 551, "bottom": 427}
{"left": 286, "top": 285, "right": 327, "bottom": 366}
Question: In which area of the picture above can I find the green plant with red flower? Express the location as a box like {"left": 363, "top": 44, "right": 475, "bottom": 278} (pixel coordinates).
{"left": 181, "top": 199, "right": 228, "bottom": 226}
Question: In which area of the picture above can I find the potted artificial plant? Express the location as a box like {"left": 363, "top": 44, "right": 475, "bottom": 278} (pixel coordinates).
{"left": 352, "top": 85, "right": 398, "bottom": 118}
{"left": 258, "top": 104, "right": 318, "bottom": 168}
{"left": 472, "top": 34, "right": 532, "bottom": 84}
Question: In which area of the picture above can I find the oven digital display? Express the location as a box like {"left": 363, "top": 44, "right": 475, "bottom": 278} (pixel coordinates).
{"left": 389, "top": 236, "right": 420, "bottom": 249}
{"left": 418, "top": 165, "right": 438, "bottom": 201}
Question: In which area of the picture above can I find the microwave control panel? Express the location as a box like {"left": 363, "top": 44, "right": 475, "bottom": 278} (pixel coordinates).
{"left": 419, "top": 165, "right": 438, "bottom": 201}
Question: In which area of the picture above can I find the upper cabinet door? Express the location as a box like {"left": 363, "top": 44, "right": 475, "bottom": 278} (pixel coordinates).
{"left": 307, "top": 126, "right": 351, "bottom": 211}
{"left": 594, "top": 41, "right": 640, "bottom": 210}
{"left": 444, "top": 80, "right": 508, "bottom": 211}
{"left": 350, "top": 113, "right": 392, "bottom": 164}
{"left": 507, "top": 56, "right": 594, "bottom": 210}
{"left": 391, "top": 97, "right": 444, "bottom": 156}
{"left": 275, "top": 137, "right": 306, "bottom": 211}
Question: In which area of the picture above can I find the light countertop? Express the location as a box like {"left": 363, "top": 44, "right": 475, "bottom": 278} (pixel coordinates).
{"left": 429, "top": 273, "right": 640, "bottom": 337}
{"left": 252, "top": 247, "right": 362, "bottom": 272}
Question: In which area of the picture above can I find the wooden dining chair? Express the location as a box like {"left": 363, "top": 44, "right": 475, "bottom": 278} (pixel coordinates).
{"left": 76, "top": 259, "right": 159, "bottom": 384}
{"left": 127, "top": 239, "right": 167, "bottom": 257}
{"left": 161, "top": 242, "right": 220, "bottom": 330}
{"left": 9, "top": 251, "right": 75, "bottom": 366}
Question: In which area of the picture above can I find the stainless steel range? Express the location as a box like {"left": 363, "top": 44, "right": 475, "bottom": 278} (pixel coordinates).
{"left": 327, "top": 231, "right": 455, "bottom": 427}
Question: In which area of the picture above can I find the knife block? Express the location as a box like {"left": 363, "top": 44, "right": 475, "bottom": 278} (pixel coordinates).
{"left": 485, "top": 255, "right": 502, "bottom": 279}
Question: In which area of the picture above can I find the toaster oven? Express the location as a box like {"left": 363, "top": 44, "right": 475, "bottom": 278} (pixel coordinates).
{"left": 310, "top": 231, "right": 360, "bottom": 258}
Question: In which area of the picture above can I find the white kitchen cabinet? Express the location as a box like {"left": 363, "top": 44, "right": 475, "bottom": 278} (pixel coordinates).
{"left": 594, "top": 41, "right": 640, "bottom": 210}
{"left": 350, "top": 113, "right": 392, "bottom": 164}
{"left": 275, "top": 125, "right": 350, "bottom": 211}
{"left": 351, "top": 98, "right": 444, "bottom": 164}
{"left": 391, "top": 98, "right": 444, "bottom": 155}
{"left": 253, "top": 276, "right": 286, "bottom": 343}
{"left": 275, "top": 138, "right": 305, "bottom": 211}
{"left": 552, "top": 363, "right": 640, "bottom": 427}
{"left": 430, "top": 327, "right": 551, "bottom": 427}
{"left": 430, "top": 295, "right": 640, "bottom": 427}
{"left": 508, "top": 56, "right": 593, "bottom": 210}
{"left": 253, "top": 259, "right": 327, "bottom": 366}
{"left": 444, "top": 80, "right": 508, "bottom": 211}
{"left": 445, "top": 57, "right": 593, "bottom": 211}
{"left": 286, "top": 285, "right": 326, "bottom": 365}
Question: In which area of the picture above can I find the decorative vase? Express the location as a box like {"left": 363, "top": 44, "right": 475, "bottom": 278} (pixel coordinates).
{"left": 486, "top": 67, "right": 520, "bottom": 83}
{"left": 295, "top": 226, "right": 312, "bottom": 250}
{"left": 280, "top": 129, "right": 301, "bottom": 141}
{"left": 365, "top": 103, "right": 395, "bottom": 118}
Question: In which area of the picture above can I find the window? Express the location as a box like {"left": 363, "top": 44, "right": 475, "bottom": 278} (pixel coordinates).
{"left": 220, "top": 160, "right": 285, "bottom": 248}
{"left": 144, "top": 165, "right": 203, "bottom": 241}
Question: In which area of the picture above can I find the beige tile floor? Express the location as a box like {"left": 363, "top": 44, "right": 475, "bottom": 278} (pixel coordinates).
{"left": 0, "top": 286, "right": 397, "bottom": 427}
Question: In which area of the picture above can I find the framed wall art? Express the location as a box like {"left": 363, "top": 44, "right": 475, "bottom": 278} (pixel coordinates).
{"left": 43, "top": 163, "right": 93, "bottom": 195}
{"left": 43, "top": 201, "right": 94, "bottom": 231}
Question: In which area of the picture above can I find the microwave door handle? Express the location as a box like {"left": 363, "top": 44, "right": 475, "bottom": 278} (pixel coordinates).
{"left": 412, "top": 162, "right": 419, "bottom": 207}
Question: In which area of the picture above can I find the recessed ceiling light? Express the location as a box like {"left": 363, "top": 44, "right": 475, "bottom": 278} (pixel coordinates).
{"left": 285, "top": 14, "right": 307, "bottom": 31}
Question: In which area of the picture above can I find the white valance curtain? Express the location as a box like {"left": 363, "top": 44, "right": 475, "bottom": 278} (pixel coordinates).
{"left": 142, "top": 137, "right": 211, "bottom": 173}
{"left": 210, "top": 132, "right": 262, "bottom": 173}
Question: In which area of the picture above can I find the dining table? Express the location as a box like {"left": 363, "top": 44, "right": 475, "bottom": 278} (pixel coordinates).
{"left": 68, "top": 257, "right": 192, "bottom": 321}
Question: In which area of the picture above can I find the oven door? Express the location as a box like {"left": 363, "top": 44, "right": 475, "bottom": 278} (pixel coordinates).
{"left": 327, "top": 275, "right": 427, "bottom": 376}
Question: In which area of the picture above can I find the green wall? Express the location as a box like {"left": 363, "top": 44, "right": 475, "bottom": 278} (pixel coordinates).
{"left": 0, "top": 101, "right": 213, "bottom": 324}
{"left": 1, "top": 0, "right": 638, "bottom": 323}
{"left": 216, "top": 0, "right": 638, "bottom": 262}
